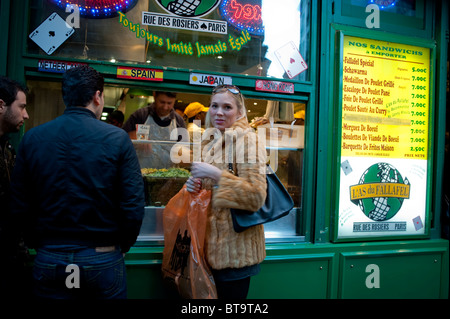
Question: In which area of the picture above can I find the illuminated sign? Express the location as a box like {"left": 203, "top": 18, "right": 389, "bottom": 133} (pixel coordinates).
{"left": 142, "top": 11, "right": 227, "bottom": 35}
{"left": 220, "top": 0, "right": 264, "bottom": 36}
{"left": 117, "top": 67, "right": 163, "bottom": 81}
{"left": 119, "top": 12, "right": 252, "bottom": 58}
{"left": 155, "top": 0, "right": 220, "bottom": 18}
{"left": 38, "top": 60, "right": 87, "bottom": 73}
{"left": 255, "top": 80, "right": 294, "bottom": 94}
{"left": 49, "top": 0, "right": 138, "bottom": 18}
{"left": 335, "top": 35, "right": 431, "bottom": 240}
{"left": 340, "top": 36, "right": 430, "bottom": 160}
{"left": 189, "top": 73, "right": 232, "bottom": 87}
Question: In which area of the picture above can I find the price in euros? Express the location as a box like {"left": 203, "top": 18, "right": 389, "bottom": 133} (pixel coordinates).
{"left": 411, "top": 102, "right": 426, "bottom": 108}
{"left": 410, "top": 138, "right": 425, "bottom": 143}
{"left": 411, "top": 129, "right": 425, "bottom": 134}
{"left": 412, "top": 85, "right": 426, "bottom": 90}
{"left": 412, "top": 67, "right": 427, "bottom": 73}
{"left": 412, "top": 93, "right": 427, "bottom": 99}
{"left": 411, "top": 111, "right": 426, "bottom": 117}
{"left": 411, "top": 120, "right": 426, "bottom": 125}
{"left": 410, "top": 146, "right": 425, "bottom": 152}
{"left": 412, "top": 76, "right": 426, "bottom": 81}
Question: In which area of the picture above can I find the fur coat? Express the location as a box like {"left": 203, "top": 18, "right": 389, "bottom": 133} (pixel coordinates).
{"left": 200, "top": 117, "right": 267, "bottom": 270}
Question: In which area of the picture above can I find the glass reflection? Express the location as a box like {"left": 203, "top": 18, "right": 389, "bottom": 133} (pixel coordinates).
{"left": 262, "top": 0, "right": 301, "bottom": 78}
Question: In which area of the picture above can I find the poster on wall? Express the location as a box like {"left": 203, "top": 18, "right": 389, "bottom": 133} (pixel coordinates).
{"left": 335, "top": 35, "right": 432, "bottom": 241}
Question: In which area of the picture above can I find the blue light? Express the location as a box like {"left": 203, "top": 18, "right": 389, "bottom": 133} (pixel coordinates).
{"left": 49, "top": 0, "right": 138, "bottom": 19}
{"left": 369, "top": 0, "right": 397, "bottom": 10}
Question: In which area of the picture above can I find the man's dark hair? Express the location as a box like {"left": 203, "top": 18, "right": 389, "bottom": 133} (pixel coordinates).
{"left": 62, "top": 66, "right": 104, "bottom": 108}
{"left": 0, "top": 76, "right": 28, "bottom": 106}
{"left": 154, "top": 91, "right": 176, "bottom": 98}
{"left": 108, "top": 110, "right": 124, "bottom": 123}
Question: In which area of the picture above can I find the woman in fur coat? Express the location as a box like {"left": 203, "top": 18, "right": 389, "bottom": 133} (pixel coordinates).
{"left": 186, "top": 85, "right": 267, "bottom": 299}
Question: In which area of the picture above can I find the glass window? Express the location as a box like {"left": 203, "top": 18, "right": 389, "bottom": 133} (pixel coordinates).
{"left": 126, "top": 91, "right": 305, "bottom": 243}
{"left": 27, "top": 0, "right": 311, "bottom": 81}
{"left": 24, "top": 80, "right": 128, "bottom": 131}
{"left": 24, "top": 80, "right": 306, "bottom": 242}
{"left": 349, "top": 0, "right": 417, "bottom": 16}
{"left": 339, "top": 0, "right": 426, "bottom": 32}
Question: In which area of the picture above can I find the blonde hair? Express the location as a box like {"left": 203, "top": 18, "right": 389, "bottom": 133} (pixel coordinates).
{"left": 205, "top": 87, "right": 248, "bottom": 129}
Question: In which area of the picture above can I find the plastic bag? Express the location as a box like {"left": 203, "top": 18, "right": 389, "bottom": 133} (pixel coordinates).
{"left": 161, "top": 185, "right": 217, "bottom": 299}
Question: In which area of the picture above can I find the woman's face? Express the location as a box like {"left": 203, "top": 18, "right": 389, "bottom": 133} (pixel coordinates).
{"left": 209, "top": 92, "right": 242, "bottom": 131}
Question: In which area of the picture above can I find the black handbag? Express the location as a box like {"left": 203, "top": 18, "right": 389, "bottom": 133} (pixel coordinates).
{"left": 228, "top": 163, "right": 294, "bottom": 233}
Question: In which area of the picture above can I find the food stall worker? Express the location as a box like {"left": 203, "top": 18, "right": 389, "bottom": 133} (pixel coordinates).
{"left": 122, "top": 91, "right": 186, "bottom": 140}
{"left": 122, "top": 91, "right": 186, "bottom": 168}
{"left": 184, "top": 102, "right": 209, "bottom": 142}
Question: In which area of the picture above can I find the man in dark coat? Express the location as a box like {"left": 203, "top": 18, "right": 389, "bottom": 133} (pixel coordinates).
{"left": 0, "top": 76, "right": 29, "bottom": 299}
{"left": 10, "top": 66, "right": 145, "bottom": 299}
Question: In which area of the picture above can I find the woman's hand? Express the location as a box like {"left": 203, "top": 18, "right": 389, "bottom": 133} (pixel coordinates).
{"left": 186, "top": 176, "right": 202, "bottom": 193}
{"left": 191, "top": 162, "right": 222, "bottom": 182}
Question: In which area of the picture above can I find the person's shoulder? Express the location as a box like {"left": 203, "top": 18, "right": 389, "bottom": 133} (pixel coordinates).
{"left": 174, "top": 112, "right": 186, "bottom": 128}
{"left": 21, "top": 116, "right": 60, "bottom": 141}
{"left": 123, "top": 106, "right": 150, "bottom": 131}
{"left": 98, "top": 120, "right": 128, "bottom": 136}
{"left": 133, "top": 106, "right": 151, "bottom": 117}
{"left": 232, "top": 118, "right": 254, "bottom": 135}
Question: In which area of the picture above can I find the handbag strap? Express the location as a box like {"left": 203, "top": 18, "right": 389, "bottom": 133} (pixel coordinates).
{"left": 227, "top": 139, "right": 236, "bottom": 175}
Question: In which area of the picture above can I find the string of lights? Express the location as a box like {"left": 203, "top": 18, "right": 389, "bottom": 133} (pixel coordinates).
{"left": 49, "top": 0, "right": 138, "bottom": 18}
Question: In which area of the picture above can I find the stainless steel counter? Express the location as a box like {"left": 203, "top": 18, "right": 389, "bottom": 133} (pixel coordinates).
{"left": 137, "top": 206, "right": 303, "bottom": 244}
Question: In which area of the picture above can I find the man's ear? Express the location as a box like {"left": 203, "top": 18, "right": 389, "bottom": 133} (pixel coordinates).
{"left": 0, "top": 99, "right": 5, "bottom": 113}
{"left": 93, "top": 90, "right": 103, "bottom": 105}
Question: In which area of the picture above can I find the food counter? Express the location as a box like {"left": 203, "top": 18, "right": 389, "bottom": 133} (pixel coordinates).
{"left": 132, "top": 138, "right": 304, "bottom": 244}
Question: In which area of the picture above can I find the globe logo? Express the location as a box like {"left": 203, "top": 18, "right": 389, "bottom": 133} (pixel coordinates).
{"left": 156, "top": 0, "right": 220, "bottom": 17}
{"left": 350, "top": 163, "right": 411, "bottom": 221}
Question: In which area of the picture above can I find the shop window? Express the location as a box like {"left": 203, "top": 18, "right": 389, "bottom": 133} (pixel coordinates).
{"left": 347, "top": 0, "right": 418, "bottom": 17}
{"left": 27, "top": 0, "right": 311, "bottom": 82}
{"left": 127, "top": 91, "right": 306, "bottom": 243}
{"left": 24, "top": 81, "right": 306, "bottom": 244}
{"left": 24, "top": 80, "right": 130, "bottom": 131}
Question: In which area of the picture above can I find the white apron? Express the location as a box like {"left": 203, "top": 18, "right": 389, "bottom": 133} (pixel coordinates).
{"left": 140, "top": 114, "right": 178, "bottom": 169}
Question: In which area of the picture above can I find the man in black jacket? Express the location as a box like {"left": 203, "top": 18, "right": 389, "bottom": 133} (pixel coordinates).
{"left": 10, "top": 66, "right": 145, "bottom": 299}
{"left": 0, "top": 76, "right": 29, "bottom": 299}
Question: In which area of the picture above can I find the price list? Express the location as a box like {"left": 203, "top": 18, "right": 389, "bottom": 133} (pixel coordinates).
{"left": 341, "top": 36, "right": 430, "bottom": 160}
{"left": 410, "top": 68, "right": 428, "bottom": 155}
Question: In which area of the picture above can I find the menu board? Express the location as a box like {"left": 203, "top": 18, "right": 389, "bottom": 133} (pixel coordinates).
{"left": 335, "top": 35, "right": 431, "bottom": 240}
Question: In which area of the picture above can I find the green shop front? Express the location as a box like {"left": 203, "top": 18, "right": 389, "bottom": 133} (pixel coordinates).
{"left": 1, "top": 0, "right": 448, "bottom": 298}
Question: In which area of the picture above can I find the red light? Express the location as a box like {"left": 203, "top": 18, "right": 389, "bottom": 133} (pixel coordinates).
{"left": 229, "top": 0, "right": 261, "bottom": 22}
{"left": 220, "top": 0, "right": 264, "bottom": 36}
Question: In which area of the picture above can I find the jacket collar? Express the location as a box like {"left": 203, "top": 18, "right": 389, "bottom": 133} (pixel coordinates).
{"left": 64, "top": 106, "right": 97, "bottom": 119}
{"left": 230, "top": 116, "right": 251, "bottom": 132}
{"left": 202, "top": 117, "right": 253, "bottom": 160}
